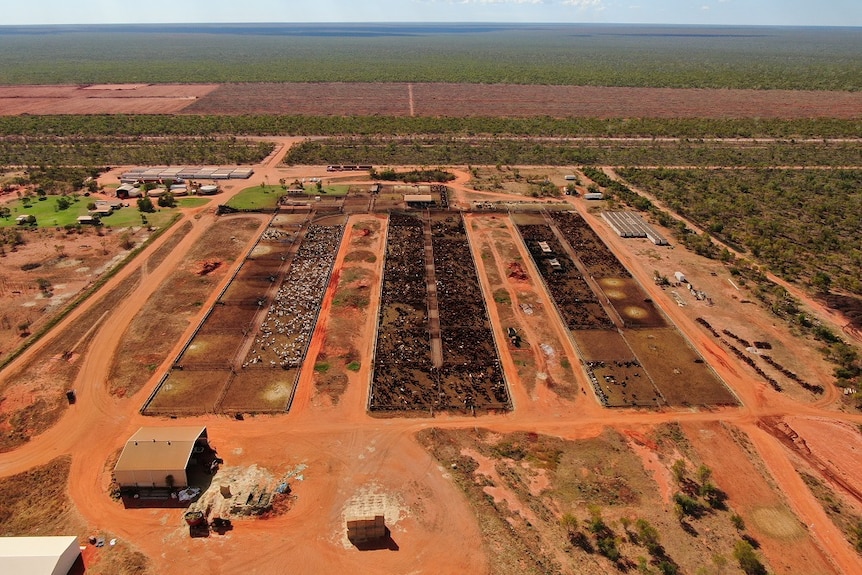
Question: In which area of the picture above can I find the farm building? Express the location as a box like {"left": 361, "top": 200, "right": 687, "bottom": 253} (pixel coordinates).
{"left": 564, "top": 174, "right": 577, "bottom": 181}
{"left": 76, "top": 215, "right": 99, "bottom": 225}
{"left": 199, "top": 185, "right": 220, "bottom": 196}
{"left": 0, "top": 536, "right": 82, "bottom": 575}
{"left": 674, "top": 271, "right": 687, "bottom": 283}
{"left": 121, "top": 166, "right": 253, "bottom": 182}
{"left": 404, "top": 194, "right": 434, "bottom": 208}
{"left": 95, "top": 200, "right": 122, "bottom": 211}
{"left": 116, "top": 184, "right": 142, "bottom": 199}
{"left": 601, "top": 211, "right": 669, "bottom": 246}
{"left": 583, "top": 192, "right": 605, "bottom": 200}
{"left": 114, "top": 426, "right": 211, "bottom": 489}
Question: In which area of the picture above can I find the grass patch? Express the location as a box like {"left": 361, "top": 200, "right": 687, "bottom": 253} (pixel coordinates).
{"left": 343, "top": 249, "right": 377, "bottom": 263}
{"left": 332, "top": 288, "right": 370, "bottom": 309}
{"left": 317, "top": 184, "right": 350, "bottom": 196}
{"left": 0, "top": 195, "right": 178, "bottom": 229}
{"left": 314, "top": 362, "right": 331, "bottom": 373}
{"left": 177, "top": 197, "right": 212, "bottom": 208}
{"left": 493, "top": 288, "right": 511, "bottom": 305}
{"left": 0, "top": 456, "right": 82, "bottom": 536}
{"left": 224, "top": 185, "right": 283, "bottom": 210}
{"left": 347, "top": 361, "right": 361, "bottom": 372}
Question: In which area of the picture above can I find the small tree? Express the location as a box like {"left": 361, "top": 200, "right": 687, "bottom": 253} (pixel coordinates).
{"left": 635, "top": 519, "right": 661, "bottom": 554}
{"left": 35, "top": 278, "right": 52, "bottom": 296}
{"left": 560, "top": 513, "right": 579, "bottom": 537}
{"left": 118, "top": 232, "right": 135, "bottom": 250}
{"left": 733, "top": 540, "right": 766, "bottom": 575}
{"left": 811, "top": 271, "right": 832, "bottom": 294}
{"left": 671, "top": 459, "right": 687, "bottom": 483}
{"left": 137, "top": 196, "right": 155, "bottom": 213}
{"left": 696, "top": 465, "right": 712, "bottom": 485}
{"left": 157, "top": 191, "right": 176, "bottom": 208}
{"left": 56, "top": 196, "right": 72, "bottom": 211}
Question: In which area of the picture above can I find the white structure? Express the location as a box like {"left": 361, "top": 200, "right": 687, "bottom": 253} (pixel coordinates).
{"left": 674, "top": 271, "right": 687, "bottom": 283}
{"left": 0, "top": 536, "right": 81, "bottom": 575}
{"left": 601, "top": 211, "right": 669, "bottom": 246}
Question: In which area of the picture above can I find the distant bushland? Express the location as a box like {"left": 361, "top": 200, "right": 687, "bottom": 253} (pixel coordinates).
{"left": 0, "top": 23, "right": 859, "bottom": 90}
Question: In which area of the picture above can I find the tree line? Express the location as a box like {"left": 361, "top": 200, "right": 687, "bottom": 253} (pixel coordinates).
{"left": 1, "top": 115, "right": 860, "bottom": 139}
{"left": 285, "top": 137, "right": 862, "bottom": 168}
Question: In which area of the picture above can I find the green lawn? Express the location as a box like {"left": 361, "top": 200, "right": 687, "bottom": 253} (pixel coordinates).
{"left": 224, "top": 185, "right": 283, "bottom": 210}
{"left": 318, "top": 184, "right": 350, "bottom": 196}
{"left": 225, "top": 183, "right": 350, "bottom": 211}
{"left": 177, "top": 197, "right": 212, "bottom": 208}
{"left": 0, "top": 195, "right": 177, "bottom": 229}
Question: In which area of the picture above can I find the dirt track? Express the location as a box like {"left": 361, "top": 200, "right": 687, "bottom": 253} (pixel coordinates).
{"left": 2, "top": 143, "right": 862, "bottom": 574}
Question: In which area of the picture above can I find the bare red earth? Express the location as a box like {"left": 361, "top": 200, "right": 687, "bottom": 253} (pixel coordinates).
{"left": 2, "top": 83, "right": 860, "bottom": 118}
{"left": 184, "top": 83, "right": 862, "bottom": 118}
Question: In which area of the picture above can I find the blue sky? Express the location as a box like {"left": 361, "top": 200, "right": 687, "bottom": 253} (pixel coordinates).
{"left": 3, "top": 0, "right": 861, "bottom": 27}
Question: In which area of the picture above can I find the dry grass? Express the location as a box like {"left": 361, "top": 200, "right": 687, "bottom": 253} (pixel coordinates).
{"left": 419, "top": 426, "right": 758, "bottom": 575}
{"left": 109, "top": 216, "right": 262, "bottom": 398}
{"left": 0, "top": 455, "right": 153, "bottom": 575}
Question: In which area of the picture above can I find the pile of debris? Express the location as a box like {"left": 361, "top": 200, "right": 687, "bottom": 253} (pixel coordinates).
{"left": 183, "top": 464, "right": 304, "bottom": 536}
{"left": 507, "top": 262, "right": 528, "bottom": 281}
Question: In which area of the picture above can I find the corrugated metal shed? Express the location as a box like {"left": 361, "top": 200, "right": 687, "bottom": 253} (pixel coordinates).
{"left": 114, "top": 426, "right": 208, "bottom": 488}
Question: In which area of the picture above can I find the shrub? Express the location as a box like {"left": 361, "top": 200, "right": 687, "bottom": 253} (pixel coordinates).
{"left": 733, "top": 540, "right": 767, "bottom": 575}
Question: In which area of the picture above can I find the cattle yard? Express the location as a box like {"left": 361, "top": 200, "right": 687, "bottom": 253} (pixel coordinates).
{"left": 143, "top": 213, "right": 345, "bottom": 415}
{"left": 516, "top": 210, "right": 735, "bottom": 408}
{"left": 138, "top": 201, "right": 735, "bottom": 416}
{"left": 370, "top": 212, "right": 510, "bottom": 413}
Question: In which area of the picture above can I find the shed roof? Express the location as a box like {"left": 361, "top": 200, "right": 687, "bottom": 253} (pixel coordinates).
{"left": 0, "top": 536, "right": 79, "bottom": 575}
{"left": 404, "top": 194, "right": 433, "bottom": 202}
{"left": 115, "top": 426, "right": 206, "bottom": 473}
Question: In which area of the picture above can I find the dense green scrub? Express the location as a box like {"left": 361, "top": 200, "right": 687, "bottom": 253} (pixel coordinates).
{"left": 284, "top": 138, "right": 862, "bottom": 168}
{"left": 1, "top": 115, "right": 861, "bottom": 139}
{"left": 0, "top": 137, "right": 273, "bottom": 166}
{"left": 617, "top": 169, "right": 862, "bottom": 294}
{"left": 0, "top": 24, "right": 859, "bottom": 90}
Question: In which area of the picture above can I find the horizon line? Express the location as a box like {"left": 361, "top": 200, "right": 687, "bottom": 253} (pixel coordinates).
{"left": 1, "top": 21, "right": 861, "bottom": 29}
